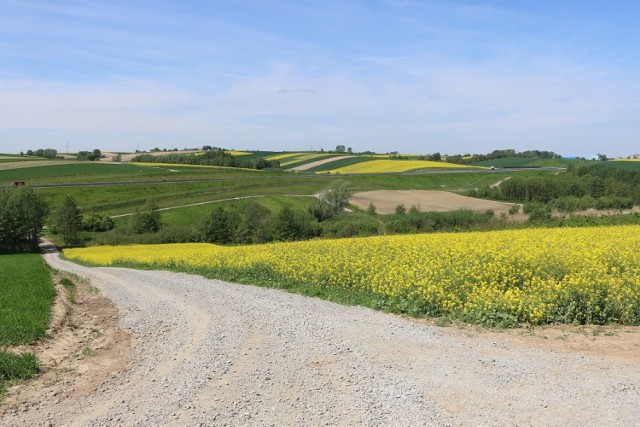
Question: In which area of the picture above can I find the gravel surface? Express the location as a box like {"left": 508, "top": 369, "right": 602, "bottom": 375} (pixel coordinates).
{"left": 5, "top": 250, "right": 640, "bottom": 426}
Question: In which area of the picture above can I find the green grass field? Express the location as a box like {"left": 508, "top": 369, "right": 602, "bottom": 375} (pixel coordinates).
{"left": 601, "top": 160, "right": 640, "bottom": 170}
{"left": 36, "top": 170, "right": 523, "bottom": 217}
{"left": 234, "top": 151, "right": 281, "bottom": 160}
{"left": 0, "top": 254, "right": 53, "bottom": 394}
{"left": 0, "top": 158, "right": 40, "bottom": 164}
{"left": 0, "top": 254, "right": 55, "bottom": 346}
{"left": 150, "top": 194, "right": 315, "bottom": 225}
{"left": 0, "top": 162, "right": 269, "bottom": 185}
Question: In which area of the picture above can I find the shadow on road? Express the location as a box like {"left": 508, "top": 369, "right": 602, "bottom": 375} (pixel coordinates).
{"left": 40, "top": 238, "right": 60, "bottom": 254}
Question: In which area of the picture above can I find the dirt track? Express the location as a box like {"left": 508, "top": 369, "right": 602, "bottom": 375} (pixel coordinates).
{"left": 2, "top": 247, "right": 640, "bottom": 425}
{"left": 287, "top": 156, "right": 355, "bottom": 171}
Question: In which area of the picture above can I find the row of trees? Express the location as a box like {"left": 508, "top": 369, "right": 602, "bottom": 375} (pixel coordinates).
{"left": 21, "top": 148, "right": 103, "bottom": 161}
{"left": 24, "top": 148, "right": 58, "bottom": 159}
{"left": 333, "top": 145, "right": 353, "bottom": 154}
{"left": 131, "top": 149, "right": 280, "bottom": 170}
{"left": 447, "top": 149, "right": 562, "bottom": 165}
{"left": 473, "top": 164, "right": 640, "bottom": 212}
{"left": 0, "top": 186, "right": 116, "bottom": 253}
{"left": 77, "top": 149, "right": 103, "bottom": 161}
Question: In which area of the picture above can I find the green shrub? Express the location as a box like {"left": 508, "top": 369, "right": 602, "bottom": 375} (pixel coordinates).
{"left": 323, "top": 215, "right": 380, "bottom": 238}
{"left": 131, "top": 199, "right": 161, "bottom": 234}
{"left": 82, "top": 213, "right": 115, "bottom": 232}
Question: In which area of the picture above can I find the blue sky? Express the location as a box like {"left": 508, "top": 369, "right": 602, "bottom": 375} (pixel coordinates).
{"left": 0, "top": 0, "right": 638, "bottom": 157}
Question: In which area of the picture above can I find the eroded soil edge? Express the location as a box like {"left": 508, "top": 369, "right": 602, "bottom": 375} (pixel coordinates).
{"left": 1, "top": 272, "right": 135, "bottom": 416}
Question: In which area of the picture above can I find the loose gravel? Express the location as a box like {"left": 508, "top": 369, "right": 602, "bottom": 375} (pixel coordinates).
{"left": 4, "top": 250, "right": 640, "bottom": 426}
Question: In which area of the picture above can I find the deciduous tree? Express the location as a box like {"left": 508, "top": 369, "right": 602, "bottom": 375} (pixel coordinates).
{"left": 0, "top": 186, "right": 49, "bottom": 252}
{"left": 54, "top": 194, "right": 82, "bottom": 246}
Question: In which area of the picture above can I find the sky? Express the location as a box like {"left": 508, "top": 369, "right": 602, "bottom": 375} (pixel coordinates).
{"left": 0, "top": 0, "right": 638, "bottom": 157}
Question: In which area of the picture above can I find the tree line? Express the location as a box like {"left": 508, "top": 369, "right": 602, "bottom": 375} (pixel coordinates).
{"left": 21, "top": 148, "right": 104, "bottom": 161}
{"left": 0, "top": 186, "right": 117, "bottom": 253}
{"left": 24, "top": 148, "right": 59, "bottom": 159}
{"left": 131, "top": 148, "right": 280, "bottom": 170}
{"left": 446, "top": 149, "right": 562, "bottom": 165}
{"left": 472, "top": 164, "right": 640, "bottom": 213}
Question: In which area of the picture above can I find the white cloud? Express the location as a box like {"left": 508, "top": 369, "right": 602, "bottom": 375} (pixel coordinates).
{"left": 0, "top": 1, "right": 638, "bottom": 156}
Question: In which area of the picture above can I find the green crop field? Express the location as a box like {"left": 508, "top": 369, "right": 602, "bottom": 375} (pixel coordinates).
{"left": 307, "top": 156, "right": 374, "bottom": 172}
{"left": 0, "top": 162, "right": 270, "bottom": 185}
{"left": 138, "top": 194, "right": 315, "bottom": 228}
{"left": 0, "top": 158, "right": 40, "bottom": 164}
{"left": 0, "top": 254, "right": 54, "bottom": 394}
{"left": 35, "top": 170, "right": 523, "bottom": 217}
{"left": 601, "top": 160, "right": 640, "bottom": 170}
{"left": 233, "top": 151, "right": 281, "bottom": 160}
{"left": 0, "top": 254, "right": 55, "bottom": 346}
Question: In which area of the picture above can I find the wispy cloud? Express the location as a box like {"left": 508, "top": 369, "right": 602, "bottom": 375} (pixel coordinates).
{"left": 0, "top": 0, "right": 638, "bottom": 156}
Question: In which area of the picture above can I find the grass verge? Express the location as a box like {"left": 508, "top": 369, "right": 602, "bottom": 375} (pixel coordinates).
{"left": 0, "top": 253, "right": 53, "bottom": 396}
{"left": 0, "top": 254, "right": 56, "bottom": 346}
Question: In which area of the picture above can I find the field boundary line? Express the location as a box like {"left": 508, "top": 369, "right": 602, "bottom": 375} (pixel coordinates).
{"left": 110, "top": 195, "right": 266, "bottom": 218}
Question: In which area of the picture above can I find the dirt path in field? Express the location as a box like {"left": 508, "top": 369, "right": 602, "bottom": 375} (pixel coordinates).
{"left": 110, "top": 194, "right": 315, "bottom": 218}
{"left": 490, "top": 176, "right": 512, "bottom": 188}
{"left": 2, "top": 246, "right": 640, "bottom": 425}
{"left": 110, "top": 195, "right": 267, "bottom": 218}
{"left": 287, "top": 155, "right": 355, "bottom": 171}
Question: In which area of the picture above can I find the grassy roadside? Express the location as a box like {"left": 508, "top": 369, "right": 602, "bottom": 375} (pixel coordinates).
{"left": 0, "top": 254, "right": 55, "bottom": 394}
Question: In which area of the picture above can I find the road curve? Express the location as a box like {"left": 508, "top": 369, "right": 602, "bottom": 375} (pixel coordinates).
{"left": 8, "top": 248, "right": 640, "bottom": 425}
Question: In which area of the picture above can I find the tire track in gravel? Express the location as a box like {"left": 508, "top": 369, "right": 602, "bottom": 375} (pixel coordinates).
{"left": 5, "top": 249, "right": 639, "bottom": 426}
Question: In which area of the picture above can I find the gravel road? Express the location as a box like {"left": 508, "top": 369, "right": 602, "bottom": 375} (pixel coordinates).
{"left": 5, "top": 250, "right": 640, "bottom": 426}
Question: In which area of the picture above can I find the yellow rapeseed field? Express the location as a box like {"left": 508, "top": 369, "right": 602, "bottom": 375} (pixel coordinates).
{"left": 64, "top": 225, "right": 640, "bottom": 325}
{"left": 323, "top": 159, "right": 474, "bottom": 174}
